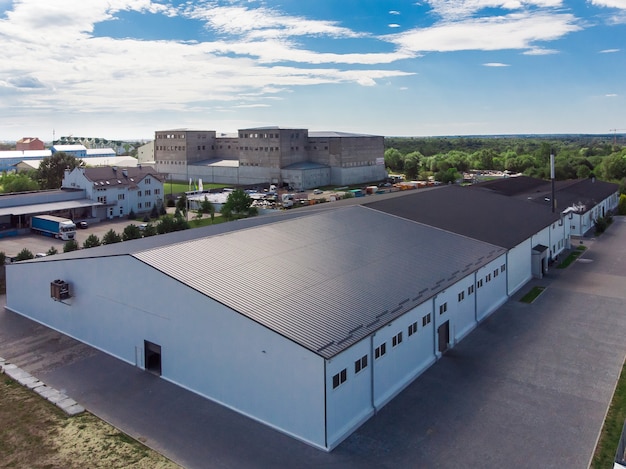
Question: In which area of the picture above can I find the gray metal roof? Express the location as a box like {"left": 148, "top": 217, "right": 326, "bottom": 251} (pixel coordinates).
{"left": 366, "top": 185, "right": 562, "bottom": 249}
{"left": 0, "top": 199, "right": 101, "bottom": 217}
{"left": 133, "top": 205, "right": 505, "bottom": 359}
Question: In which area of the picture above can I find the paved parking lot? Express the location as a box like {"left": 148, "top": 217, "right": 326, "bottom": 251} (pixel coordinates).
{"left": 0, "top": 218, "right": 149, "bottom": 258}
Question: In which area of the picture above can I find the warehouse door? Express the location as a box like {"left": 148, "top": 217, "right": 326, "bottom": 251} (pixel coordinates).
{"left": 144, "top": 340, "right": 162, "bottom": 376}
{"left": 437, "top": 321, "right": 449, "bottom": 354}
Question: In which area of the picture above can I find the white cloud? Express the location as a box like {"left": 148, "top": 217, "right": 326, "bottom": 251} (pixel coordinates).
{"left": 483, "top": 62, "right": 510, "bottom": 66}
{"left": 388, "top": 23, "right": 401, "bottom": 28}
{"left": 588, "top": 0, "right": 626, "bottom": 8}
{"left": 599, "top": 48, "right": 620, "bottom": 53}
{"left": 523, "top": 47, "right": 559, "bottom": 55}
{"left": 424, "top": 0, "right": 564, "bottom": 21}
{"left": 605, "top": 93, "right": 618, "bottom": 97}
{"left": 184, "top": 4, "right": 362, "bottom": 40}
{"left": 385, "top": 12, "right": 580, "bottom": 52}
{"left": 389, "top": 10, "right": 401, "bottom": 14}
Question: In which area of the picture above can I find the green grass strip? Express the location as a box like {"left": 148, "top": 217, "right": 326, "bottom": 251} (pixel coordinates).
{"left": 520, "top": 286, "right": 545, "bottom": 303}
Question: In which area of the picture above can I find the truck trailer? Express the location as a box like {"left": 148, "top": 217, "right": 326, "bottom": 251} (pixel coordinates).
{"left": 31, "top": 215, "right": 76, "bottom": 240}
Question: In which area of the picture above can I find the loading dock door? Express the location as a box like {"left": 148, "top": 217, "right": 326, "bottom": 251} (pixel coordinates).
{"left": 144, "top": 340, "right": 162, "bottom": 376}
{"left": 438, "top": 321, "right": 450, "bottom": 354}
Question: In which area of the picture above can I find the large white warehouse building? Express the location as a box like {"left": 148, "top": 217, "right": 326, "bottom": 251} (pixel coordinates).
{"left": 5, "top": 179, "right": 618, "bottom": 451}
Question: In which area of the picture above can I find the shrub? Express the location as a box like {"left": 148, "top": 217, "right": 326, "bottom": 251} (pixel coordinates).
{"left": 14, "top": 248, "right": 34, "bottom": 261}
{"left": 128, "top": 209, "right": 136, "bottom": 220}
{"left": 102, "top": 229, "right": 122, "bottom": 244}
{"left": 46, "top": 246, "right": 58, "bottom": 256}
{"left": 82, "top": 234, "right": 101, "bottom": 249}
{"left": 63, "top": 239, "right": 79, "bottom": 253}
{"left": 122, "top": 224, "right": 142, "bottom": 241}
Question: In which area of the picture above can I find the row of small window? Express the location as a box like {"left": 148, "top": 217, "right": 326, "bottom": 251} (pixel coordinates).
{"left": 240, "top": 132, "right": 303, "bottom": 139}
{"left": 157, "top": 146, "right": 186, "bottom": 151}
{"left": 138, "top": 202, "right": 152, "bottom": 209}
{"left": 157, "top": 134, "right": 185, "bottom": 139}
{"left": 158, "top": 160, "right": 186, "bottom": 165}
{"left": 332, "top": 354, "right": 368, "bottom": 389}
{"left": 137, "top": 189, "right": 159, "bottom": 197}
{"left": 455, "top": 264, "right": 507, "bottom": 301}
{"left": 333, "top": 317, "right": 432, "bottom": 389}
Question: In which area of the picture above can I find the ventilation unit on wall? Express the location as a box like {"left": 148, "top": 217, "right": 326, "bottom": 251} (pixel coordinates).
{"left": 50, "top": 279, "right": 71, "bottom": 301}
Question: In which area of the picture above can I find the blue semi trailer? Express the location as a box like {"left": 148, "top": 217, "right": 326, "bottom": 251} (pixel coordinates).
{"left": 31, "top": 215, "right": 76, "bottom": 241}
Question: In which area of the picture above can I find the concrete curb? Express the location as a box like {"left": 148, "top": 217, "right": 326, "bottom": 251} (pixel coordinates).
{"left": 0, "top": 356, "right": 85, "bottom": 416}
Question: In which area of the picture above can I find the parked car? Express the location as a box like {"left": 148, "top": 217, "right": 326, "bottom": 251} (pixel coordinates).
{"left": 313, "top": 189, "right": 323, "bottom": 195}
{"left": 139, "top": 223, "right": 148, "bottom": 231}
{"left": 77, "top": 221, "right": 88, "bottom": 229}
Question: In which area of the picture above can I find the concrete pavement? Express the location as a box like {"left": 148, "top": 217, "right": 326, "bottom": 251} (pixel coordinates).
{"left": 2, "top": 218, "right": 626, "bottom": 468}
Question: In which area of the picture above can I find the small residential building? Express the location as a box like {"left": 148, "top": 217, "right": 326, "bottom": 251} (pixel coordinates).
{"left": 62, "top": 166, "right": 165, "bottom": 219}
{"left": 16, "top": 137, "right": 45, "bottom": 151}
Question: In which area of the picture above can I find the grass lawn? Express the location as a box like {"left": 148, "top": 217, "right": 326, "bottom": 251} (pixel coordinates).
{"left": 164, "top": 181, "right": 227, "bottom": 196}
{"left": 0, "top": 374, "right": 180, "bottom": 468}
{"left": 557, "top": 245, "right": 587, "bottom": 269}
{"left": 519, "top": 286, "right": 545, "bottom": 303}
{"left": 592, "top": 361, "right": 626, "bottom": 468}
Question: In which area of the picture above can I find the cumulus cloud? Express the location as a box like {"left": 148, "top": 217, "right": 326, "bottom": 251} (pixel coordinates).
{"left": 7, "top": 76, "right": 46, "bottom": 88}
{"left": 385, "top": 12, "right": 581, "bottom": 52}
{"left": 424, "top": 0, "right": 564, "bottom": 21}
{"left": 588, "top": 0, "right": 626, "bottom": 8}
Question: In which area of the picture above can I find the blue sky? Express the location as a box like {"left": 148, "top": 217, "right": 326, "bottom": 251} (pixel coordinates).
{"left": 0, "top": 0, "right": 624, "bottom": 140}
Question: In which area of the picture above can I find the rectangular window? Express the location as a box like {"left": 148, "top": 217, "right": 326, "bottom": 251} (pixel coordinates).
{"left": 486, "top": 273, "right": 491, "bottom": 282}
{"left": 408, "top": 321, "right": 418, "bottom": 336}
{"left": 138, "top": 203, "right": 142, "bottom": 209}
{"left": 458, "top": 291, "right": 464, "bottom": 302}
{"left": 468, "top": 285, "right": 474, "bottom": 295}
{"left": 493, "top": 269, "right": 498, "bottom": 277}
{"left": 138, "top": 191, "right": 142, "bottom": 197}
{"left": 146, "top": 201, "right": 152, "bottom": 208}
{"left": 477, "top": 279, "right": 483, "bottom": 288}
{"left": 145, "top": 190, "right": 151, "bottom": 196}
{"left": 332, "top": 368, "right": 347, "bottom": 389}
{"left": 422, "top": 313, "right": 431, "bottom": 327}
{"left": 155, "top": 189, "right": 161, "bottom": 195}
{"left": 374, "top": 343, "right": 387, "bottom": 359}
{"left": 145, "top": 178, "right": 151, "bottom": 184}
{"left": 354, "top": 355, "right": 368, "bottom": 374}
{"left": 439, "top": 302, "right": 447, "bottom": 315}
{"left": 117, "top": 193, "right": 125, "bottom": 200}
{"left": 501, "top": 264, "right": 506, "bottom": 273}
{"left": 392, "top": 332, "right": 403, "bottom": 347}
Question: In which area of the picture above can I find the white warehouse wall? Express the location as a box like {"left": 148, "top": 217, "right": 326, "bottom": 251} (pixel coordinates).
{"left": 6, "top": 256, "right": 327, "bottom": 449}
{"left": 372, "top": 301, "right": 436, "bottom": 410}
{"left": 506, "top": 239, "right": 532, "bottom": 296}
{"left": 325, "top": 339, "right": 374, "bottom": 449}
{"left": 475, "top": 254, "right": 508, "bottom": 322}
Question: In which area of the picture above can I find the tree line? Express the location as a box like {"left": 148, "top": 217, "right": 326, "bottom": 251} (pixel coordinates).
{"left": 384, "top": 136, "right": 626, "bottom": 190}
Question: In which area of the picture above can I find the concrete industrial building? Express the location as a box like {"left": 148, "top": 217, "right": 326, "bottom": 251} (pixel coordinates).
{"left": 4, "top": 178, "right": 619, "bottom": 451}
{"left": 154, "top": 127, "right": 387, "bottom": 189}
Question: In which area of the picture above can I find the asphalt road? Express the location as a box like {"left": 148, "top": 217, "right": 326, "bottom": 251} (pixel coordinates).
{"left": 1, "top": 218, "right": 626, "bottom": 468}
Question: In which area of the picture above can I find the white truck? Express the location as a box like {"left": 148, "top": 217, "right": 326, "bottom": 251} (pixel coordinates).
{"left": 31, "top": 215, "right": 76, "bottom": 240}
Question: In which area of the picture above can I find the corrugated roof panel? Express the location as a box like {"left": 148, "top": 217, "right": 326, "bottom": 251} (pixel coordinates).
{"left": 134, "top": 205, "right": 505, "bottom": 358}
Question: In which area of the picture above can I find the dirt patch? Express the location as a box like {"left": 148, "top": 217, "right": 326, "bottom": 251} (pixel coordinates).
{"left": 0, "top": 375, "right": 181, "bottom": 469}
